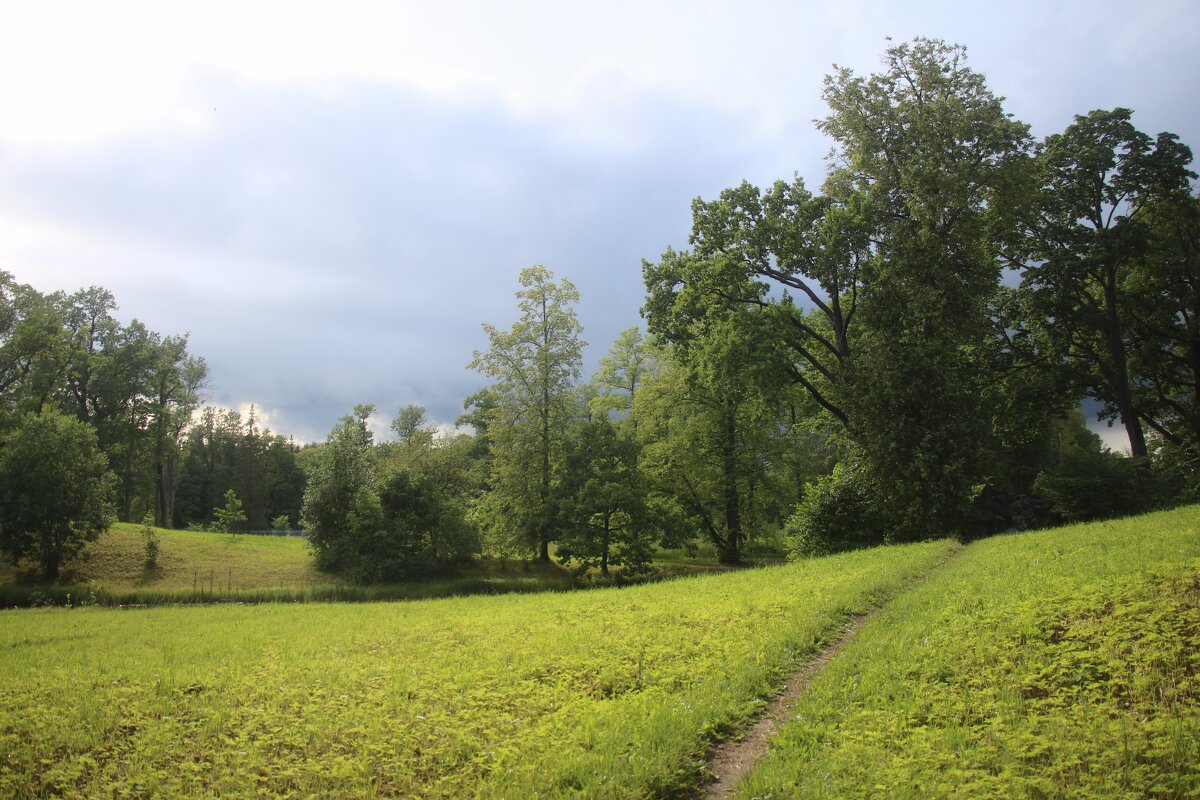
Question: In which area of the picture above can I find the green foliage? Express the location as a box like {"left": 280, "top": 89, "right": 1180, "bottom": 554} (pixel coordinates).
{"left": 301, "top": 405, "right": 378, "bottom": 572}
{"left": 590, "top": 326, "right": 652, "bottom": 422}
{"left": 211, "top": 488, "right": 247, "bottom": 533}
{"left": 1034, "top": 451, "right": 1169, "bottom": 523}
{"left": 737, "top": 506, "right": 1200, "bottom": 800}
{"left": 302, "top": 406, "right": 480, "bottom": 583}
{"left": 391, "top": 404, "right": 435, "bottom": 449}
{"left": 139, "top": 513, "right": 160, "bottom": 569}
{"left": 173, "top": 406, "right": 306, "bottom": 531}
{"left": 0, "top": 410, "right": 117, "bottom": 579}
{"left": 1016, "top": 108, "right": 1197, "bottom": 458}
{"left": 469, "top": 266, "right": 585, "bottom": 561}
{"left": 0, "top": 275, "right": 208, "bottom": 527}
{"left": 786, "top": 463, "right": 882, "bottom": 557}
{"left": 555, "top": 418, "right": 654, "bottom": 576}
{"left": 270, "top": 513, "right": 291, "bottom": 531}
{"left": 0, "top": 536, "right": 952, "bottom": 798}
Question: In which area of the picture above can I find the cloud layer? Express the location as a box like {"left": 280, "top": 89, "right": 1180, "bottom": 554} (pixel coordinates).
{"left": 2, "top": 0, "right": 1197, "bottom": 443}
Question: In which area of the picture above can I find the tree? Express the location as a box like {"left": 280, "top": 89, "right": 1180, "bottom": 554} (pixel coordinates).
{"left": 817, "top": 37, "right": 1032, "bottom": 538}
{"left": 391, "top": 404, "right": 436, "bottom": 449}
{"left": 637, "top": 291, "right": 793, "bottom": 563}
{"left": 649, "top": 39, "right": 1034, "bottom": 542}
{"left": 555, "top": 418, "right": 653, "bottom": 576}
{"left": 212, "top": 488, "right": 247, "bottom": 533}
{"left": 1018, "top": 108, "right": 1196, "bottom": 458}
{"left": 590, "top": 326, "right": 653, "bottom": 424}
{"left": 0, "top": 410, "right": 116, "bottom": 579}
{"left": 468, "top": 266, "right": 585, "bottom": 561}
{"left": 301, "top": 404, "right": 377, "bottom": 571}
{"left": 1129, "top": 192, "right": 1200, "bottom": 467}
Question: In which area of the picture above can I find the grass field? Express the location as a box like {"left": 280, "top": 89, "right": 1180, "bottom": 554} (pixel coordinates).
{"left": 0, "top": 524, "right": 579, "bottom": 607}
{"left": 735, "top": 505, "right": 1200, "bottom": 799}
{"left": 0, "top": 539, "right": 954, "bottom": 798}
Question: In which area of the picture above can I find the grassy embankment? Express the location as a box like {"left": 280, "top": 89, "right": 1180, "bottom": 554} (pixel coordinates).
{"left": 0, "top": 538, "right": 954, "bottom": 798}
{"left": 0, "top": 523, "right": 577, "bottom": 607}
{"left": 735, "top": 505, "right": 1200, "bottom": 799}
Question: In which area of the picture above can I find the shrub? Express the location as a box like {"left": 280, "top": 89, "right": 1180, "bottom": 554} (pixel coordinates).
{"left": 786, "top": 464, "right": 884, "bottom": 558}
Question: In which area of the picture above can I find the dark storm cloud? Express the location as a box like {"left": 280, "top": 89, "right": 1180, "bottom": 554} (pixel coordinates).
{"left": 3, "top": 78, "right": 806, "bottom": 440}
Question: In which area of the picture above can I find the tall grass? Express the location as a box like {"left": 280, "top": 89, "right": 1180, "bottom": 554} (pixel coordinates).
{"left": 735, "top": 505, "right": 1200, "bottom": 799}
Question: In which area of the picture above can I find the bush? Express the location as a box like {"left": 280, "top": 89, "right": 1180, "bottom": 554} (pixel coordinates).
{"left": 786, "top": 464, "right": 884, "bottom": 558}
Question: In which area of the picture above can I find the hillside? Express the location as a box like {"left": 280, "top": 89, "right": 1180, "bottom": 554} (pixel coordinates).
{"left": 0, "top": 524, "right": 323, "bottom": 592}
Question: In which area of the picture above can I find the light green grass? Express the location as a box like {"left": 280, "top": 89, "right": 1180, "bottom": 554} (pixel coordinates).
{"left": 0, "top": 524, "right": 578, "bottom": 607}
{"left": 735, "top": 505, "right": 1200, "bottom": 799}
{"left": 0, "top": 523, "right": 324, "bottom": 590}
{"left": 0, "top": 538, "right": 954, "bottom": 799}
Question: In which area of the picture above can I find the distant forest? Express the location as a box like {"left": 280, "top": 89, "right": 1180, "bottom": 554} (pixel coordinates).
{"left": 2, "top": 39, "right": 1196, "bottom": 582}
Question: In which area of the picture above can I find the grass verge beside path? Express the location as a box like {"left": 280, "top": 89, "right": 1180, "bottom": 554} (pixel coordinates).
{"left": 0, "top": 539, "right": 954, "bottom": 799}
{"left": 735, "top": 505, "right": 1200, "bottom": 800}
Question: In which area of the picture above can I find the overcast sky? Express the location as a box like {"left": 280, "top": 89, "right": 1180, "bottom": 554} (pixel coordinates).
{"left": 2, "top": 1, "right": 1197, "bottom": 446}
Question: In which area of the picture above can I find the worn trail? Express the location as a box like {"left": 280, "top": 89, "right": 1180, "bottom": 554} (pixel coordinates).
{"left": 701, "top": 548, "right": 963, "bottom": 799}
{"left": 700, "top": 610, "right": 876, "bottom": 799}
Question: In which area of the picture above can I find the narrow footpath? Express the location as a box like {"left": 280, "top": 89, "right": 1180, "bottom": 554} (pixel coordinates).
{"left": 701, "top": 611, "right": 876, "bottom": 799}
{"left": 701, "top": 546, "right": 964, "bottom": 799}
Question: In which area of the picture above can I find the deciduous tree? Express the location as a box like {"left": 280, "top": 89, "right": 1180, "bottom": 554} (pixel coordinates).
{"left": 469, "top": 266, "right": 584, "bottom": 560}
{"left": 0, "top": 410, "right": 116, "bottom": 579}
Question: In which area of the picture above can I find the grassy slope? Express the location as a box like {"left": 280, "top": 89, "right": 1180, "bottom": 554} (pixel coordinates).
{"left": 0, "top": 539, "right": 954, "bottom": 799}
{"left": 0, "top": 523, "right": 325, "bottom": 590}
{"left": 736, "top": 505, "right": 1200, "bottom": 799}
{"left": 0, "top": 524, "right": 578, "bottom": 606}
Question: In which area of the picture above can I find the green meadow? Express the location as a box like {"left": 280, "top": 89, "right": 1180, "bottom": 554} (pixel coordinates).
{"left": 2, "top": 508, "right": 1198, "bottom": 799}
{"left": 0, "top": 524, "right": 578, "bottom": 607}
{"left": 0, "top": 539, "right": 953, "bottom": 798}
{"left": 736, "top": 505, "right": 1200, "bottom": 799}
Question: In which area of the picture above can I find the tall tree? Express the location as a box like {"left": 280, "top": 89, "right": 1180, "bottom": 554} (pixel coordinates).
{"left": 1129, "top": 192, "right": 1200, "bottom": 461}
{"left": 469, "top": 266, "right": 584, "bottom": 561}
{"left": 638, "top": 280, "right": 792, "bottom": 563}
{"left": 818, "top": 37, "right": 1032, "bottom": 537}
{"left": 1018, "top": 108, "right": 1196, "bottom": 458}
{"left": 301, "top": 404, "right": 377, "bottom": 571}
{"left": 650, "top": 39, "right": 1033, "bottom": 540}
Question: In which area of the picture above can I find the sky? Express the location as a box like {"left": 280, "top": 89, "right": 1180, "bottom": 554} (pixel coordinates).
{"left": 1, "top": 1, "right": 1197, "bottom": 447}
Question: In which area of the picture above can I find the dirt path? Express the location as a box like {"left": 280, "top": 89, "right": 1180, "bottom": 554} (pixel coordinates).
{"left": 700, "top": 610, "right": 876, "bottom": 799}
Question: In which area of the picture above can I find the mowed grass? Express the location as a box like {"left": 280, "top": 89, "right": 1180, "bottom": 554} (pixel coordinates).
{"left": 0, "top": 524, "right": 325, "bottom": 590}
{"left": 0, "top": 524, "right": 577, "bottom": 606}
{"left": 736, "top": 505, "right": 1200, "bottom": 799}
{"left": 0, "top": 539, "right": 954, "bottom": 799}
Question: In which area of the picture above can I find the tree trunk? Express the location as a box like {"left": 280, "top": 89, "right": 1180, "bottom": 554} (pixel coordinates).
{"left": 1103, "top": 270, "right": 1148, "bottom": 457}
{"left": 719, "top": 403, "right": 742, "bottom": 565}
{"left": 601, "top": 518, "right": 610, "bottom": 575}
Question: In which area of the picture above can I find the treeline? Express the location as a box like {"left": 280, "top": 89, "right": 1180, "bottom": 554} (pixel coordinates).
{"left": 401, "top": 38, "right": 1196, "bottom": 572}
{"left": 0, "top": 275, "right": 312, "bottom": 581}
{"left": 3, "top": 38, "right": 1197, "bottom": 582}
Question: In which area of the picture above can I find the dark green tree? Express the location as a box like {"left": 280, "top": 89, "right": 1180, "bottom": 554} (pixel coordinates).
{"left": 301, "top": 404, "right": 377, "bottom": 572}
{"left": 0, "top": 410, "right": 116, "bottom": 579}
{"left": 555, "top": 418, "right": 652, "bottom": 576}
{"left": 1018, "top": 108, "right": 1196, "bottom": 458}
